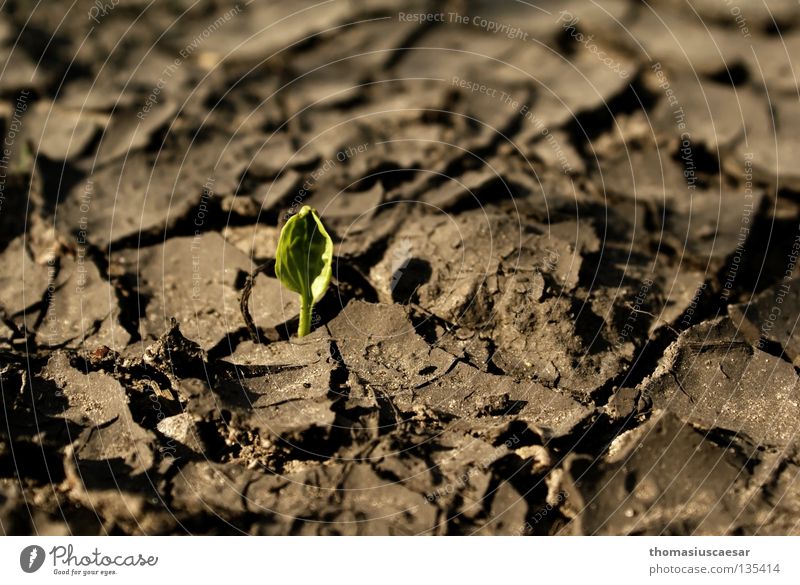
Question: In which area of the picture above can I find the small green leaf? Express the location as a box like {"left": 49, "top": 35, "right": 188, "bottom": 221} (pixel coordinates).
{"left": 275, "top": 205, "right": 333, "bottom": 336}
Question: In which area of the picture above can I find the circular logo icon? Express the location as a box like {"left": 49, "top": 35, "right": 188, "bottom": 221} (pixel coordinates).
{"left": 20, "top": 545, "right": 45, "bottom": 573}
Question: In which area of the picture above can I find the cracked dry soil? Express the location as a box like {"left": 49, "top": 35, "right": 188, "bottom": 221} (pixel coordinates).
{"left": 2, "top": 0, "right": 800, "bottom": 535}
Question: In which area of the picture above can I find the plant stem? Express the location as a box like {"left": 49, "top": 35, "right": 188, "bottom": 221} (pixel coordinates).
{"left": 298, "top": 297, "right": 312, "bottom": 337}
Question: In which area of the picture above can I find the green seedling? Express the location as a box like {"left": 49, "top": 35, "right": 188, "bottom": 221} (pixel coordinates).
{"left": 275, "top": 205, "right": 333, "bottom": 337}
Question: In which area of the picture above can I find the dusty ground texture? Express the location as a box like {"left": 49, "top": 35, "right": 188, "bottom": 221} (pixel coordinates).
{"left": 2, "top": 0, "right": 800, "bottom": 535}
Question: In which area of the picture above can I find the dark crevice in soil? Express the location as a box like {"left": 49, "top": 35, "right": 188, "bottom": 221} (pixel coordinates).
{"left": 37, "top": 156, "right": 88, "bottom": 211}
{"left": 109, "top": 272, "right": 146, "bottom": 345}
{"left": 351, "top": 163, "right": 419, "bottom": 192}
{"left": 698, "top": 427, "right": 761, "bottom": 474}
{"left": 206, "top": 329, "right": 253, "bottom": 361}
{"left": 0, "top": 438, "right": 66, "bottom": 484}
{"left": 567, "top": 72, "right": 658, "bottom": 156}
{"left": 383, "top": 20, "right": 443, "bottom": 70}
{"left": 616, "top": 329, "right": 678, "bottom": 393}
{"left": 711, "top": 194, "right": 782, "bottom": 301}
{"left": 707, "top": 62, "right": 750, "bottom": 87}
{"left": 672, "top": 140, "right": 718, "bottom": 185}
{"left": 333, "top": 260, "right": 379, "bottom": 303}
{"left": 753, "top": 338, "right": 795, "bottom": 368}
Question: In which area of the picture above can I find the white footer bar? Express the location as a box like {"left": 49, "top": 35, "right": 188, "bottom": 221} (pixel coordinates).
{"left": 1, "top": 536, "right": 797, "bottom": 583}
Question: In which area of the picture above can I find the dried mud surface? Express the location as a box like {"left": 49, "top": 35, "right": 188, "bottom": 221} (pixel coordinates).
{"left": 2, "top": 0, "right": 800, "bottom": 535}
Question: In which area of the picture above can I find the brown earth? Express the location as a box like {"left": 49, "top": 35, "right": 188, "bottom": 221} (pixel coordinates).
{"left": 2, "top": 0, "right": 800, "bottom": 535}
